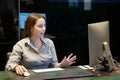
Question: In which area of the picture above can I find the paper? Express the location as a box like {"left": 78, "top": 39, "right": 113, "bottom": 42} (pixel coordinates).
{"left": 78, "top": 65, "right": 94, "bottom": 70}
{"left": 78, "top": 65, "right": 88, "bottom": 70}
{"left": 32, "top": 68, "right": 64, "bottom": 73}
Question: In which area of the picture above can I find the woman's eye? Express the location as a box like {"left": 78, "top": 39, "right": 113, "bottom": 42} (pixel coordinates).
{"left": 38, "top": 24, "right": 46, "bottom": 28}
{"left": 38, "top": 25, "right": 43, "bottom": 28}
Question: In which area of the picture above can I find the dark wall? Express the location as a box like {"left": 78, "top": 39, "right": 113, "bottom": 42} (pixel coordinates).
{"left": 48, "top": 2, "right": 120, "bottom": 65}
{"left": 0, "top": 0, "right": 18, "bottom": 70}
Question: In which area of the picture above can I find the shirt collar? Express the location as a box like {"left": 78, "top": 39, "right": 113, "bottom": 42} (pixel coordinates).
{"left": 25, "top": 37, "right": 48, "bottom": 46}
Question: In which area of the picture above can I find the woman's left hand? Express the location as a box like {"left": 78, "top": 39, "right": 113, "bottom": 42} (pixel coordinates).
{"left": 60, "top": 53, "right": 77, "bottom": 67}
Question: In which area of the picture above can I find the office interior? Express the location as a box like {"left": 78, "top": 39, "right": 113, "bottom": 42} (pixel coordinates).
{"left": 0, "top": 0, "right": 120, "bottom": 71}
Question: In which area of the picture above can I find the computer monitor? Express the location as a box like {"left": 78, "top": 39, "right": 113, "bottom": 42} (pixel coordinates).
{"left": 88, "top": 21, "right": 115, "bottom": 72}
{"left": 19, "top": 12, "right": 46, "bottom": 29}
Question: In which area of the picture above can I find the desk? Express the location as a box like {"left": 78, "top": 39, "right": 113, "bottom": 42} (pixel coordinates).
{"left": 0, "top": 66, "right": 120, "bottom": 80}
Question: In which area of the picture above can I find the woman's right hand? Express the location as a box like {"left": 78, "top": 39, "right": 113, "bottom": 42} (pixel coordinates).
{"left": 14, "top": 65, "right": 28, "bottom": 75}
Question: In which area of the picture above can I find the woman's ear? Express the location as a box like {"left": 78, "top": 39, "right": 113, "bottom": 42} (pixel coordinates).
{"left": 31, "top": 27, "right": 34, "bottom": 33}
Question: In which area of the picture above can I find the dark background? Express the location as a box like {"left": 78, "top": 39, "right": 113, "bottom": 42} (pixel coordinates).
{"left": 0, "top": 0, "right": 120, "bottom": 70}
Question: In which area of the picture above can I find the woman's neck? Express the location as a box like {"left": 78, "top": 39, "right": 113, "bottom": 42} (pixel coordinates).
{"left": 30, "top": 37, "right": 43, "bottom": 51}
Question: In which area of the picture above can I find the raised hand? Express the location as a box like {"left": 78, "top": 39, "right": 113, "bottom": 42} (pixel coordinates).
{"left": 60, "top": 53, "right": 77, "bottom": 67}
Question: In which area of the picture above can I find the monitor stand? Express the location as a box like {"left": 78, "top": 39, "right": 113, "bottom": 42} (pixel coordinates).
{"left": 97, "top": 42, "right": 116, "bottom": 72}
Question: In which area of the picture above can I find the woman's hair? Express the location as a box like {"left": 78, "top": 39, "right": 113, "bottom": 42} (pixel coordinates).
{"left": 22, "top": 13, "right": 45, "bottom": 38}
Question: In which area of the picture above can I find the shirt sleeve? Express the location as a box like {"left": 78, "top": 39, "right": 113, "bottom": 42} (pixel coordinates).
{"left": 48, "top": 39, "right": 60, "bottom": 68}
{"left": 5, "top": 43, "right": 22, "bottom": 71}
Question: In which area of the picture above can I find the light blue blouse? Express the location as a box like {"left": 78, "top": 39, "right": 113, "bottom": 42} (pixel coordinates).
{"left": 5, "top": 37, "right": 59, "bottom": 71}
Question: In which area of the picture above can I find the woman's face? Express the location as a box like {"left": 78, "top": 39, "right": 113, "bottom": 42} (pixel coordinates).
{"left": 31, "top": 18, "right": 46, "bottom": 39}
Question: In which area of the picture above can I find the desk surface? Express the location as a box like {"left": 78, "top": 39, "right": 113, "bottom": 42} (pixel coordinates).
{"left": 0, "top": 66, "right": 120, "bottom": 80}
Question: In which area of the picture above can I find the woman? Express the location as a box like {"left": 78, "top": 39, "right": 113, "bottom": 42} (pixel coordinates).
{"left": 5, "top": 13, "right": 76, "bottom": 75}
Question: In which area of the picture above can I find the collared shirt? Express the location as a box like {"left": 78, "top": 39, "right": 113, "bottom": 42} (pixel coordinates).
{"left": 5, "top": 37, "right": 60, "bottom": 71}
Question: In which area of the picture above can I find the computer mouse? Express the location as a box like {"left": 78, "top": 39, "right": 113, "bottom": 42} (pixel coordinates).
{"left": 23, "top": 71, "right": 30, "bottom": 77}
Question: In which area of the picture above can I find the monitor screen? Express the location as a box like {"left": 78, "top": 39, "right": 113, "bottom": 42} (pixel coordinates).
{"left": 88, "top": 21, "right": 110, "bottom": 67}
{"left": 19, "top": 12, "right": 46, "bottom": 29}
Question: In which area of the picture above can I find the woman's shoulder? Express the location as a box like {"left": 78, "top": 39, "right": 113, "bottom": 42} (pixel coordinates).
{"left": 12, "top": 38, "right": 29, "bottom": 49}
{"left": 43, "top": 38, "right": 53, "bottom": 42}
{"left": 15, "top": 38, "right": 29, "bottom": 45}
